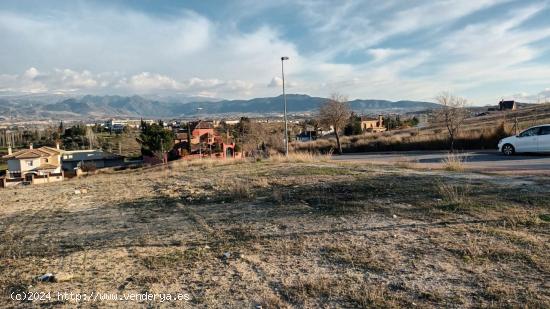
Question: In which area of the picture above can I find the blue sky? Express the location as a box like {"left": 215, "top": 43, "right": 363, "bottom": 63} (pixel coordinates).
{"left": 1, "top": 0, "right": 550, "bottom": 105}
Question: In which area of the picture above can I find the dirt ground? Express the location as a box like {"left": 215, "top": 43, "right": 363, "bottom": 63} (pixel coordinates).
{"left": 0, "top": 158, "right": 549, "bottom": 308}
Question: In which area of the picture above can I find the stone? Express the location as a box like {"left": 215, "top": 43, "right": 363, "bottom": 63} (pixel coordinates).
{"left": 37, "top": 273, "right": 56, "bottom": 282}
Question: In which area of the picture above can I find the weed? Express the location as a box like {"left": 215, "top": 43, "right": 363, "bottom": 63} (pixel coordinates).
{"left": 442, "top": 153, "right": 467, "bottom": 172}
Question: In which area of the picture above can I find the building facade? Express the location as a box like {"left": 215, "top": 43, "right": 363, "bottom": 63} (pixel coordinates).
{"left": 360, "top": 115, "right": 386, "bottom": 133}
{"left": 1, "top": 144, "right": 64, "bottom": 187}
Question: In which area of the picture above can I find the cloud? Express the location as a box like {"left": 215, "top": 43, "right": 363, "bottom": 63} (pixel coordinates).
{"left": 0, "top": 1, "right": 549, "bottom": 103}
{"left": 0, "top": 67, "right": 101, "bottom": 93}
{"left": 0, "top": 67, "right": 258, "bottom": 98}
{"left": 367, "top": 48, "right": 410, "bottom": 62}
{"left": 119, "top": 72, "right": 181, "bottom": 92}
{"left": 509, "top": 88, "right": 550, "bottom": 102}
{"left": 268, "top": 77, "right": 282, "bottom": 88}
{"left": 297, "top": 0, "right": 505, "bottom": 56}
{"left": 267, "top": 76, "right": 298, "bottom": 88}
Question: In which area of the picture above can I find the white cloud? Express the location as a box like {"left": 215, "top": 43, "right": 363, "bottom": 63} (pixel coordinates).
{"left": 268, "top": 77, "right": 282, "bottom": 88}
{"left": 0, "top": 1, "right": 549, "bottom": 104}
{"left": 367, "top": 48, "right": 410, "bottom": 62}
{"left": 298, "top": 0, "right": 505, "bottom": 57}
{"left": 509, "top": 88, "right": 550, "bottom": 102}
{"left": 120, "top": 72, "right": 181, "bottom": 91}
{"left": 0, "top": 6, "right": 303, "bottom": 99}
{"left": 267, "top": 76, "right": 298, "bottom": 88}
{"left": 0, "top": 67, "right": 101, "bottom": 93}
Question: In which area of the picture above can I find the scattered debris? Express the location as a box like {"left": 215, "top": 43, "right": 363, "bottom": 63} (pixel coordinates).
{"left": 74, "top": 190, "right": 81, "bottom": 195}
{"left": 36, "top": 273, "right": 56, "bottom": 283}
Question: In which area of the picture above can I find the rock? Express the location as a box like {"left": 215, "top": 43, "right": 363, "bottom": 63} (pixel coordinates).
{"left": 392, "top": 214, "right": 398, "bottom": 219}
{"left": 81, "top": 189, "right": 88, "bottom": 194}
{"left": 222, "top": 252, "right": 231, "bottom": 260}
{"left": 74, "top": 190, "right": 81, "bottom": 195}
{"left": 37, "top": 273, "right": 56, "bottom": 282}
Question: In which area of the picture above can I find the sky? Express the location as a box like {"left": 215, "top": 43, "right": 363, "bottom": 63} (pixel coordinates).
{"left": 0, "top": 0, "right": 550, "bottom": 105}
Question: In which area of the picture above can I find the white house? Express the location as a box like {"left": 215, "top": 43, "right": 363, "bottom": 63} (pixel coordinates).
{"left": 1, "top": 144, "right": 64, "bottom": 187}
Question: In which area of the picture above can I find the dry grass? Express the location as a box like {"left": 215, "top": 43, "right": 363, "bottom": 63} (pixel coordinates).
{"left": 292, "top": 117, "right": 519, "bottom": 153}
{"left": 169, "top": 157, "right": 246, "bottom": 169}
{"left": 268, "top": 151, "right": 332, "bottom": 163}
{"left": 442, "top": 153, "right": 467, "bottom": 172}
{"left": 437, "top": 181, "right": 472, "bottom": 211}
{"left": 0, "top": 160, "right": 548, "bottom": 307}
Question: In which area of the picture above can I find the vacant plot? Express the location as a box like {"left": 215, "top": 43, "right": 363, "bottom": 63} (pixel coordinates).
{"left": 0, "top": 158, "right": 548, "bottom": 308}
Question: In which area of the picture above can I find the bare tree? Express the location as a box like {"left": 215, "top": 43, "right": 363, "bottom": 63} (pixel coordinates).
{"left": 435, "top": 92, "right": 469, "bottom": 152}
{"left": 319, "top": 93, "right": 351, "bottom": 154}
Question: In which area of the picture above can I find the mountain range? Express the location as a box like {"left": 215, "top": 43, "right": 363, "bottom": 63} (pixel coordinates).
{"left": 0, "top": 94, "right": 440, "bottom": 120}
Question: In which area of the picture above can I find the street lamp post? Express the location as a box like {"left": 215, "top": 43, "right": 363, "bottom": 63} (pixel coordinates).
{"left": 281, "top": 56, "right": 289, "bottom": 156}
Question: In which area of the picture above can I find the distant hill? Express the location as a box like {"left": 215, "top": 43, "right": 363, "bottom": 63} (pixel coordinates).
{"left": 0, "top": 94, "right": 439, "bottom": 120}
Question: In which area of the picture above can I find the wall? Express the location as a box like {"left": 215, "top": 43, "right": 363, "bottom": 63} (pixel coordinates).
{"left": 2, "top": 178, "right": 23, "bottom": 187}
{"left": 20, "top": 158, "right": 40, "bottom": 173}
{"left": 47, "top": 154, "right": 61, "bottom": 166}
{"left": 32, "top": 174, "right": 63, "bottom": 185}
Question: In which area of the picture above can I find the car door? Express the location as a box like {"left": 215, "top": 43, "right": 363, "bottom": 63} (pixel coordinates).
{"left": 515, "top": 127, "right": 540, "bottom": 152}
{"left": 537, "top": 126, "right": 550, "bottom": 152}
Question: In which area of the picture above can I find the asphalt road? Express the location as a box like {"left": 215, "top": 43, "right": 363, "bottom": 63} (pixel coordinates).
{"left": 332, "top": 150, "right": 550, "bottom": 175}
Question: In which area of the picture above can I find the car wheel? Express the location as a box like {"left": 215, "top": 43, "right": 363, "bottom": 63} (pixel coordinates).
{"left": 502, "top": 144, "right": 515, "bottom": 156}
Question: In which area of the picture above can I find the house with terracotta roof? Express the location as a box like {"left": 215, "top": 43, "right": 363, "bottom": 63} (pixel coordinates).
{"left": 1, "top": 144, "right": 64, "bottom": 187}
{"left": 360, "top": 115, "right": 386, "bottom": 133}
{"left": 172, "top": 120, "right": 237, "bottom": 159}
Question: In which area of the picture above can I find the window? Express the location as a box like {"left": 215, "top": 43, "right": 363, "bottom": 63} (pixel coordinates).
{"left": 539, "top": 126, "right": 550, "bottom": 136}
{"left": 45, "top": 158, "right": 49, "bottom": 163}
{"left": 27, "top": 160, "right": 33, "bottom": 167}
{"left": 519, "top": 127, "right": 541, "bottom": 137}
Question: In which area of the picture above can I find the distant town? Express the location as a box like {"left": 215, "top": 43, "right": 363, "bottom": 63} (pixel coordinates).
{"left": 1, "top": 96, "right": 545, "bottom": 188}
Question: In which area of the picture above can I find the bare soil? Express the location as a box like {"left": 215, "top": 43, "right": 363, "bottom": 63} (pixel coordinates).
{"left": 0, "top": 159, "right": 548, "bottom": 308}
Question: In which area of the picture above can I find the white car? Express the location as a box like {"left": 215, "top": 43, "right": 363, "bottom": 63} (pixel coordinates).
{"left": 498, "top": 124, "right": 550, "bottom": 155}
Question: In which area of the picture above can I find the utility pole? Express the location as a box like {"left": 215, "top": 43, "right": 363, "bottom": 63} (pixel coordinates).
{"left": 161, "top": 137, "right": 165, "bottom": 164}
{"left": 281, "top": 56, "right": 289, "bottom": 156}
